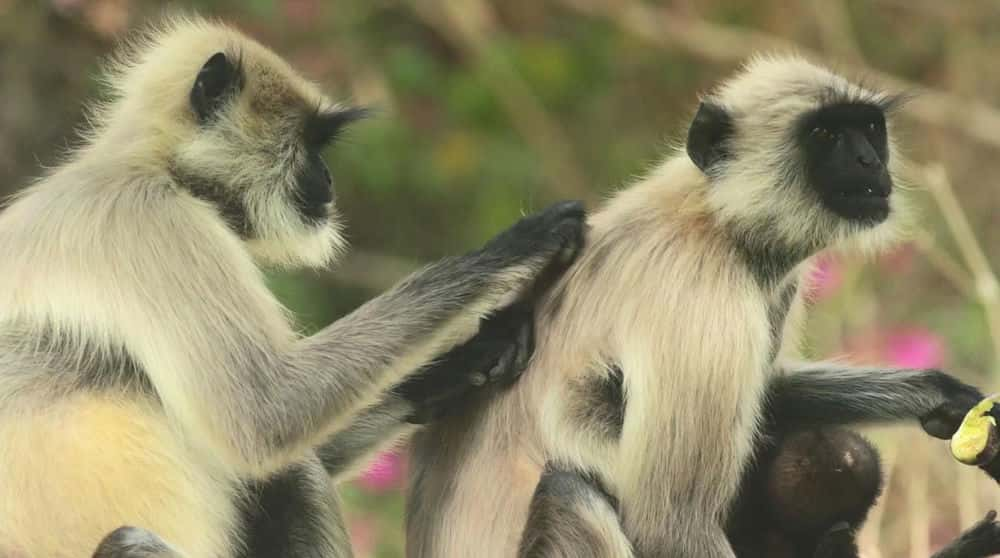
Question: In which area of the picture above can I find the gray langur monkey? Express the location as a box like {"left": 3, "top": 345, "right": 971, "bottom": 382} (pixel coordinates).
{"left": 407, "top": 55, "right": 989, "bottom": 558}
{"left": 0, "top": 15, "right": 585, "bottom": 558}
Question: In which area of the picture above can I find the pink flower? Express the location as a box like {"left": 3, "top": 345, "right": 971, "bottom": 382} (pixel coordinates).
{"left": 806, "top": 253, "right": 843, "bottom": 302}
{"left": 357, "top": 450, "right": 406, "bottom": 492}
{"left": 884, "top": 328, "right": 945, "bottom": 369}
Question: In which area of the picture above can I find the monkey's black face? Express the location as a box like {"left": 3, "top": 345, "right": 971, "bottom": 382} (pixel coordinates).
{"left": 294, "top": 108, "right": 369, "bottom": 224}
{"left": 294, "top": 152, "right": 334, "bottom": 223}
{"left": 799, "top": 103, "right": 892, "bottom": 225}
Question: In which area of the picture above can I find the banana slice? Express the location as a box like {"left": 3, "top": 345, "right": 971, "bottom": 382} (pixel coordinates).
{"left": 951, "top": 394, "right": 1000, "bottom": 466}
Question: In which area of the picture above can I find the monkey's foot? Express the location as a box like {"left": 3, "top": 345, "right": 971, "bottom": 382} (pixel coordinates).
{"left": 930, "top": 511, "right": 1000, "bottom": 558}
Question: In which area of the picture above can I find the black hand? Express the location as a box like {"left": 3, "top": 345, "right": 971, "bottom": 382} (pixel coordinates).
{"left": 919, "top": 372, "right": 984, "bottom": 440}
{"left": 394, "top": 202, "right": 586, "bottom": 425}
{"left": 480, "top": 200, "right": 586, "bottom": 269}
{"left": 931, "top": 511, "right": 1000, "bottom": 558}
{"left": 394, "top": 302, "right": 534, "bottom": 425}
{"left": 812, "top": 522, "right": 858, "bottom": 558}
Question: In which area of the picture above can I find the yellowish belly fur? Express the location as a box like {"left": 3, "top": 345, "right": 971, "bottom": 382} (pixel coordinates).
{"left": 0, "top": 393, "right": 240, "bottom": 557}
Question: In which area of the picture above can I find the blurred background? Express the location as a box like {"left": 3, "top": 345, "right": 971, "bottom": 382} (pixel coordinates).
{"left": 3, "top": 0, "right": 1000, "bottom": 556}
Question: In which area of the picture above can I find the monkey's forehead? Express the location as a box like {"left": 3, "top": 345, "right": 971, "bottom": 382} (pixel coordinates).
{"left": 107, "top": 16, "right": 333, "bottom": 116}
{"left": 707, "top": 54, "right": 893, "bottom": 119}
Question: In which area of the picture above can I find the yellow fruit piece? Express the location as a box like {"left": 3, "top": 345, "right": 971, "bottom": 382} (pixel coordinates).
{"left": 952, "top": 395, "right": 1000, "bottom": 465}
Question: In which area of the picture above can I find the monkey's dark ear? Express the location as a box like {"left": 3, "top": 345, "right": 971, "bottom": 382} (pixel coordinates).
{"left": 686, "top": 102, "right": 734, "bottom": 173}
{"left": 190, "top": 52, "right": 241, "bottom": 124}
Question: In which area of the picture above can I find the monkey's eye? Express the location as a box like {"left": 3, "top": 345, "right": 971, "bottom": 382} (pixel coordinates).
{"left": 810, "top": 127, "right": 835, "bottom": 141}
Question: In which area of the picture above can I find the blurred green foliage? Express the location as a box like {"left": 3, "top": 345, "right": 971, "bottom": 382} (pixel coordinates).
{"left": 5, "top": 0, "right": 1000, "bottom": 556}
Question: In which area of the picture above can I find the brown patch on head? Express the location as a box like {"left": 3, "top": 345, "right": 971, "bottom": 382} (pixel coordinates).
{"left": 246, "top": 62, "right": 313, "bottom": 121}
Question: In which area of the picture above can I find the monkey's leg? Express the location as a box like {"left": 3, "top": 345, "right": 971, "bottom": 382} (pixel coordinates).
{"left": 518, "top": 467, "right": 636, "bottom": 558}
{"left": 929, "top": 511, "right": 1000, "bottom": 558}
{"left": 769, "top": 363, "right": 983, "bottom": 439}
{"left": 237, "top": 455, "right": 350, "bottom": 558}
{"left": 92, "top": 527, "right": 186, "bottom": 558}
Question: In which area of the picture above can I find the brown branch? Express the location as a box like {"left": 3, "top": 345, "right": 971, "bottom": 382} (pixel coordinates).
{"left": 917, "top": 163, "right": 1000, "bottom": 375}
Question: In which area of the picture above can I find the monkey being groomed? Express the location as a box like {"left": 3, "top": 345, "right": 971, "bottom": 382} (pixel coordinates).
{"left": 408, "top": 55, "right": 997, "bottom": 558}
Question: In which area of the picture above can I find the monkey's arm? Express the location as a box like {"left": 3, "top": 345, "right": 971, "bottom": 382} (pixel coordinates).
{"left": 131, "top": 199, "right": 583, "bottom": 476}
{"left": 769, "top": 363, "right": 983, "bottom": 439}
{"left": 315, "top": 394, "right": 415, "bottom": 481}
{"left": 518, "top": 467, "right": 636, "bottom": 558}
{"left": 318, "top": 301, "right": 534, "bottom": 479}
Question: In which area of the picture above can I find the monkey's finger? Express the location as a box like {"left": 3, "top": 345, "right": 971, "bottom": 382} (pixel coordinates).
{"left": 513, "top": 318, "right": 534, "bottom": 374}
{"left": 468, "top": 372, "right": 488, "bottom": 387}
{"left": 540, "top": 200, "right": 586, "bottom": 229}
{"left": 554, "top": 217, "right": 587, "bottom": 266}
{"left": 923, "top": 406, "right": 968, "bottom": 440}
{"left": 483, "top": 201, "right": 584, "bottom": 260}
{"left": 485, "top": 342, "right": 518, "bottom": 384}
{"left": 812, "top": 522, "right": 854, "bottom": 558}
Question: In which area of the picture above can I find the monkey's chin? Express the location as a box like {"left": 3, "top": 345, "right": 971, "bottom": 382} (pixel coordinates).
{"left": 247, "top": 218, "right": 346, "bottom": 269}
{"left": 823, "top": 191, "right": 891, "bottom": 226}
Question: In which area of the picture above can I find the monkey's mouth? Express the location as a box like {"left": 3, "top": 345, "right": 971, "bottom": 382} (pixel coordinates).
{"left": 824, "top": 181, "right": 891, "bottom": 224}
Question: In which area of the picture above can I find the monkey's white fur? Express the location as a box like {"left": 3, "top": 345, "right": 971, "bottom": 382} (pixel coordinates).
{"left": 408, "top": 55, "right": 908, "bottom": 557}
{"left": 0, "top": 16, "right": 552, "bottom": 557}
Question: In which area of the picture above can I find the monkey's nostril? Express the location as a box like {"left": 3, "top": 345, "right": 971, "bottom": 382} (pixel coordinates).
{"left": 857, "top": 154, "right": 878, "bottom": 168}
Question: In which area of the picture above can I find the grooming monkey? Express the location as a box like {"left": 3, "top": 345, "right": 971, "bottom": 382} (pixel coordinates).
{"left": 407, "top": 56, "right": 990, "bottom": 558}
{"left": 0, "top": 16, "right": 586, "bottom": 558}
